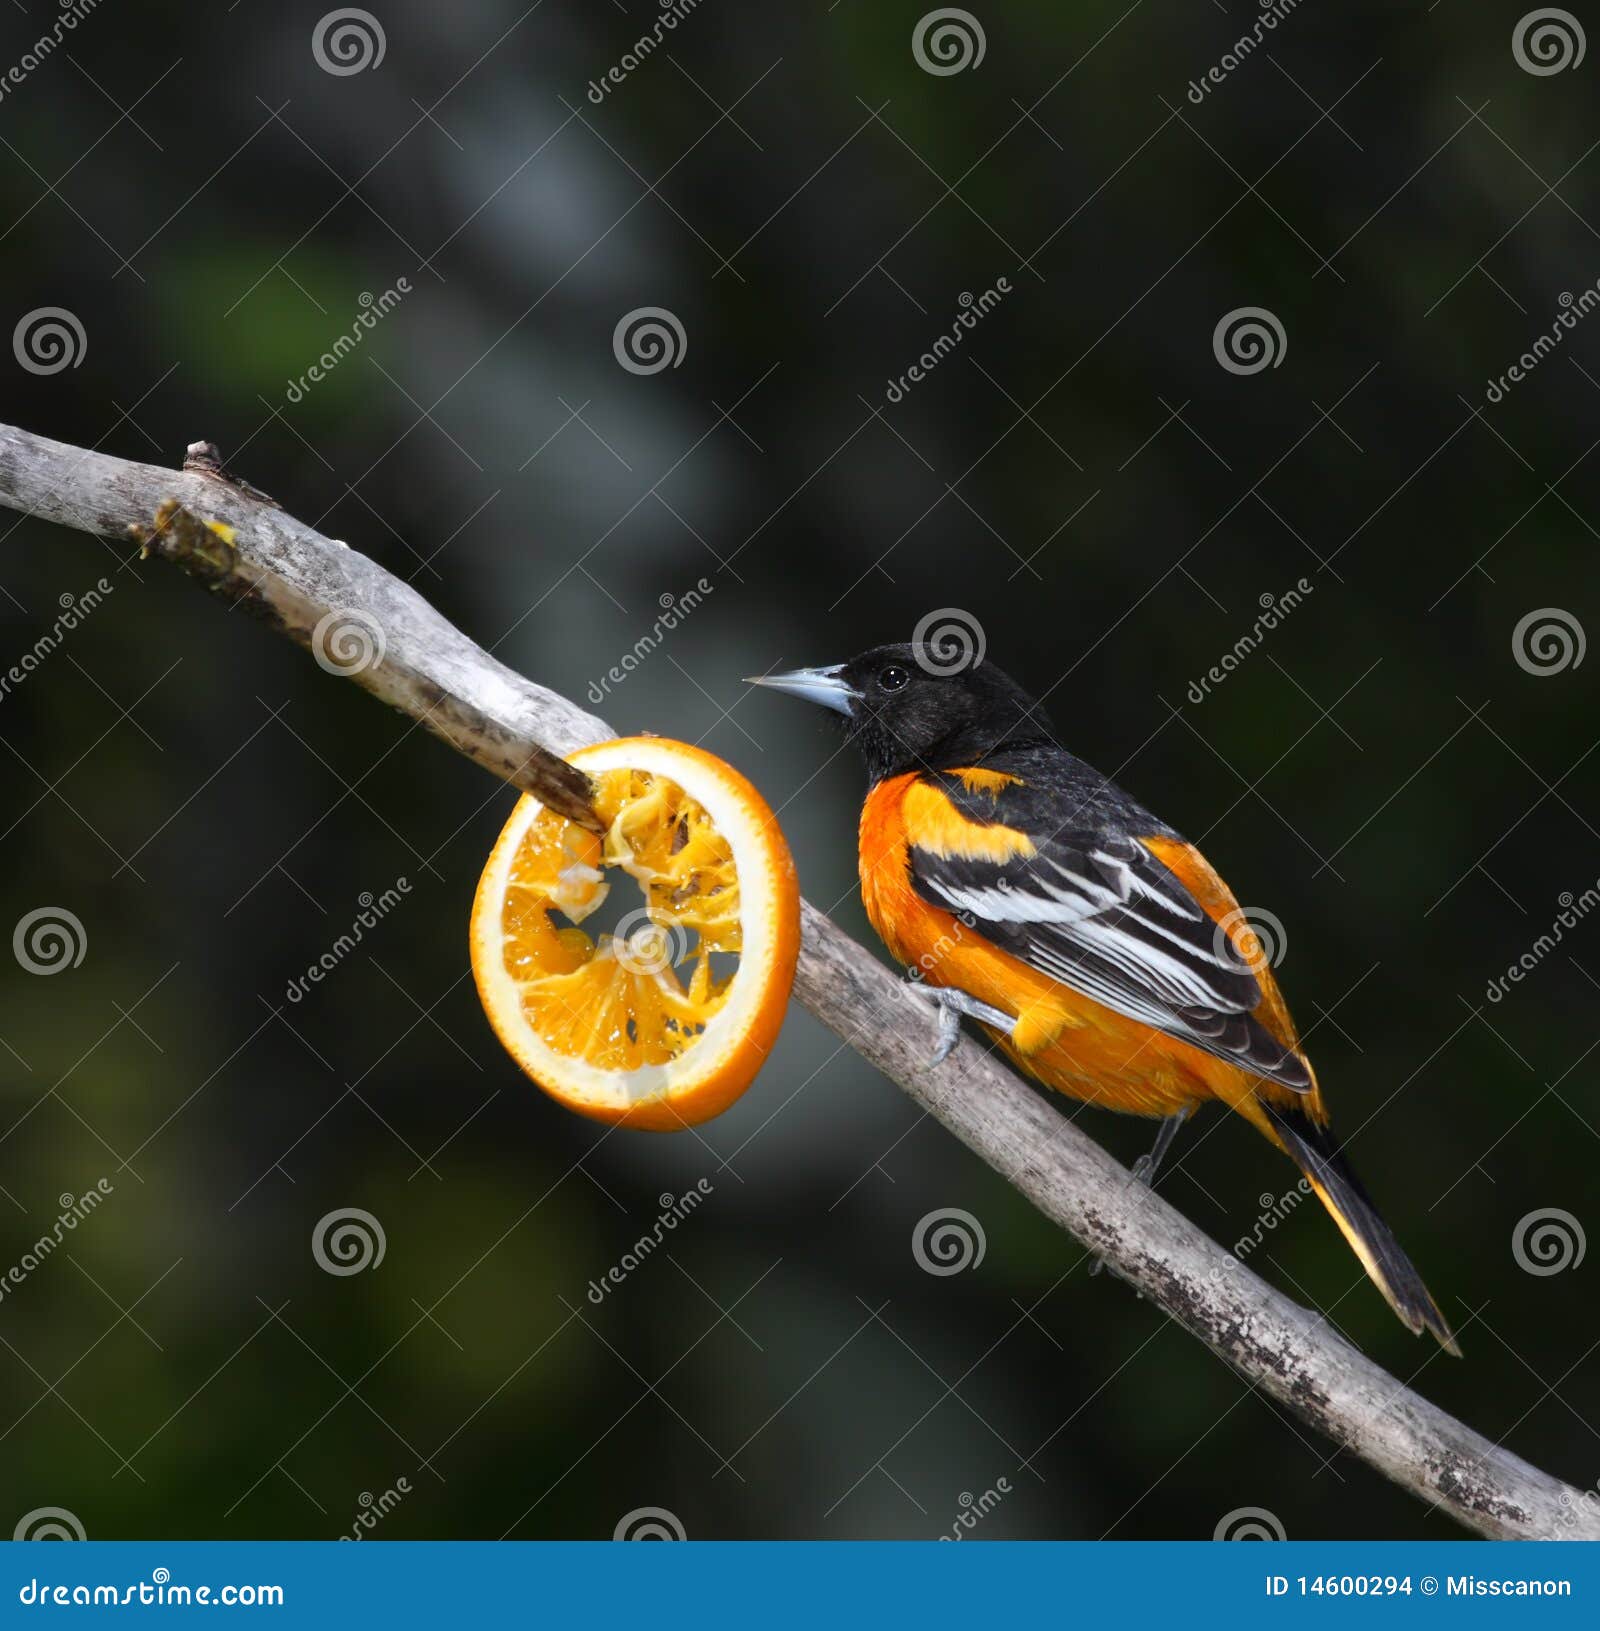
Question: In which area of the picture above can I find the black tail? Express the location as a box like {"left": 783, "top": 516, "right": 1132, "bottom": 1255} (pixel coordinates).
{"left": 1263, "top": 1104, "right": 1460, "bottom": 1356}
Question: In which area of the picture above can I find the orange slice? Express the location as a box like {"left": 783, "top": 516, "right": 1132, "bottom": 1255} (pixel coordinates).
{"left": 470, "top": 737, "right": 800, "bottom": 1129}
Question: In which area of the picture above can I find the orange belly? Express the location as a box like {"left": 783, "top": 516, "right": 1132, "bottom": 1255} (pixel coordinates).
{"left": 858, "top": 775, "right": 1298, "bottom": 1126}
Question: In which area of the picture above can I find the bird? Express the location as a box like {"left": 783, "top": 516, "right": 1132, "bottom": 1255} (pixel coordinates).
{"left": 749, "top": 642, "right": 1459, "bottom": 1354}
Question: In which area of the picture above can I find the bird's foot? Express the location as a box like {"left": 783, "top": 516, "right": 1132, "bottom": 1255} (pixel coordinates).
{"left": 1129, "top": 1150, "right": 1162, "bottom": 1186}
{"left": 913, "top": 982, "right": 1015, "bottom": 1066}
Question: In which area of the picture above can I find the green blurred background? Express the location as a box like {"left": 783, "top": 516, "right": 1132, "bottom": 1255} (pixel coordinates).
{"left": 0, "top": 1, "right": 1596, "bottom": 1540}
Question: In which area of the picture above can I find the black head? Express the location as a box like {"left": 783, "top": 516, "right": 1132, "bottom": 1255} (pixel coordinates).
{"left": 748, "top": 641, "right": 1055, "bottom": 782}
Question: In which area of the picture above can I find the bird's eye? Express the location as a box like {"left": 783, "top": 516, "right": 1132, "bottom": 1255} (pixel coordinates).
{"left": 879, "top": 664, "right": 910, "bottom": 693}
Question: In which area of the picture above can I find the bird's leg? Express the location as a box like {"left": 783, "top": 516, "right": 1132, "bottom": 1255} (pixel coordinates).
{"left": 1130, "top": 1106, "right": 1191, "bottom": 1186}
{"left": 1090, "top": 1108, "right": 1191, "bottom": 1279}
{"left": 913, "top": 981, "right": 1015, "bottom": 1066}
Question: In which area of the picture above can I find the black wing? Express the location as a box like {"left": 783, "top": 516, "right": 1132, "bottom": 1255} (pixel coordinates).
{"left": 908, "top": 768, "right": 1310, "bottom": 1091}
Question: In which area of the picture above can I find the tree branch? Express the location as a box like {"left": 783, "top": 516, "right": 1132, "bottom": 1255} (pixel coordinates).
{"left": 1, "top": 419, "right": 1592, "bottom": 1541}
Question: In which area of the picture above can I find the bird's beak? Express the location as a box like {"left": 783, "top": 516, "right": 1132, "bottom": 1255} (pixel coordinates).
{"left": 744, "top": 664, "right": 860, "bottom": 717}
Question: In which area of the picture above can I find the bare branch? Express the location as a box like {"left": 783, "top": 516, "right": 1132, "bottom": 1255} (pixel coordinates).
{"left": 1, "top": 418, "right": 1592, "bottom": 1541}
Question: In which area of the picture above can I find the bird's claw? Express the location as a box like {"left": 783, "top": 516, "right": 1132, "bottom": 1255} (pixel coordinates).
{"left": 913, "top": 983, "right": 1016, "bottom": 1068}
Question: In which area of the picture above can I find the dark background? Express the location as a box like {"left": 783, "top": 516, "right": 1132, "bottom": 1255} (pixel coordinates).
{"left": 0, "top": 0, "right": 1596, "bottom": 1541}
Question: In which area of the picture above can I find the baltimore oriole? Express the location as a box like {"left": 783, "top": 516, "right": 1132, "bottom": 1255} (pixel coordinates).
{"left": 751, "top": 642, "right": 1458, "bottom": 1354}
